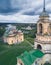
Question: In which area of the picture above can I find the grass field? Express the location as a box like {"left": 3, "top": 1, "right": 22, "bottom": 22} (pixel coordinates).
{"left": 0, "top": 40, "right": 33, "bottom": 65}
{"left": 25, "top": 37, "right": 34, "bottom": 45}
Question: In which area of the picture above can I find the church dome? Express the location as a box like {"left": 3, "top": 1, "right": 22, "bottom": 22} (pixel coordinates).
{"left": 39, "top": 0, "right": 49, "bottom": 17}
{"left": 40, "top": 11, "right": 49, "bottom": 17}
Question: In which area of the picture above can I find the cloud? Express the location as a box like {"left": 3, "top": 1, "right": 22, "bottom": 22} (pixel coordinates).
{"left": 0, "top": 0, "right": 51, "bottom": 23}
{"left": 0, "top": 0, "right": 22, "bottom": 14}
{"left": 0, "top": 13, "right": 39, "bottom": 23}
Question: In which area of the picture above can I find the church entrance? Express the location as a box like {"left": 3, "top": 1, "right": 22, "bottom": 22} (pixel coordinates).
{"left": 37, "top": 44, "right": 42, "bottom": 50}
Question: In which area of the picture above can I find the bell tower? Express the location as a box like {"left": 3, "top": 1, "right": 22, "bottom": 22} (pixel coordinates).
{"left": 34, "top": 0, "right": 51, "bottom": 64}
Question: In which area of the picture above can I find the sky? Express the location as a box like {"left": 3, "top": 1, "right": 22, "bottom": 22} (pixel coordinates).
{"left": 0, "top": 0, "right": 51, "bottom": 23}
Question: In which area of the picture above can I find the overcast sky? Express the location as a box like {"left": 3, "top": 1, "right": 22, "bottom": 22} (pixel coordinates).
{"left": 0, "top": 0, "right": 51, "bottom": 23}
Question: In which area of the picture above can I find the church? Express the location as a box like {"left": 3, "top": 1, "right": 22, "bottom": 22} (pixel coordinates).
{"left": 34, "top": 0, "right": 51, "bottom": 64}
{"left": 3, "top": 25, "right": 24, "bottom": 45}
{"left": 17, "top": 0, "right": 51, "bottom": 65}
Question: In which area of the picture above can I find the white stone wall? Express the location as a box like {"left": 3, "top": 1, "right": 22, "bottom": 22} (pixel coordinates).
{"left": 7, "top": 37, "right": 17, "bottom": 45}
{"left": 34, "top": 42, "right": 51, "bottom": 53}
{"left": 34, "top": 42, "right": 42, "bottom": 49}
{"left": 32, "top": 58, "right": 43, "bottom": 65}
{"left": 34, "top": 41, "right": 51, "bottom": 64}
{"left": 3, "top": 33, "right": 24, "bottom": 45}
{"left": 36, "top": 35, "right": 51, "bottom": 42}
{"left": 42, "top": 54, "right": 51, "bottom": 64}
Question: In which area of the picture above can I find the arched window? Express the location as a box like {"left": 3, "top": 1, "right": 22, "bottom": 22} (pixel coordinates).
{"left": 35, "top": 61, "right": 37, "bottom": 65}
{"left": 39, "top": 23, "right": 43, "bottom": 34}
{"left": 49, "top": 24, "right": 51, "bottom": 27}
{"left": 37, "top": 44, "right": 42, "bottom": 50}
{"left": 12, "top": 40, "right": 13, "bottom": 43}
{"left": 20, "top": 63, "right": 22, "bottom": 65}
{"left": 49, "top": 24, "right": 51, "bottom": 35}
{"left": 44, "top": 62, "right": 51, "bottom": 65}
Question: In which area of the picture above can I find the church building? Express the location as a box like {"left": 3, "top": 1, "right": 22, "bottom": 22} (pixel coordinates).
{"left": 3, "top": 25, "right": 24, "bottom": 45}
{"left": 17, "top": 49, "right": 44, "bottom": 65}
{"left": 34, "top": 0, "right": 51, "bottom": 64}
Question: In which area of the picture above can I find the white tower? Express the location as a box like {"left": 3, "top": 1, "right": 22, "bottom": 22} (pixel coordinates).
{"left": 34, "top": 0, "right": 51, "bottom": 64}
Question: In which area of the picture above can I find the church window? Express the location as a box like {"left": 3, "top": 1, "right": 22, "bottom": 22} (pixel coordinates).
{"left": 12, "top": 40, "right": 13, "bottom": 43}
{"left": 50, "top": 24, "right": 51, "bottom": 27}
{"left": 49, "top": 24, "right": 51, "bottom": 35}
{"left": 50, "top": 24, "right": 51, "bottom": 29}
{"left": 39, "top": 23, "right": 43, "bottom": 34}
{"left": 20, "top": 63, "right": 22, "bottom": 65}
{"left": 44, "top": 62, "right": 51, "bottom": 65}
{"left": 35, "top": 61, "right": 37, "bottom": 65}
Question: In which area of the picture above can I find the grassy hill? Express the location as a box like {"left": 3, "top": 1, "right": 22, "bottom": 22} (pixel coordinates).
{"left": 0, "top": 23, "right": 36, "bottom": 65}
{"left": 0, "top": 40, "right": 33, "bottom": 65}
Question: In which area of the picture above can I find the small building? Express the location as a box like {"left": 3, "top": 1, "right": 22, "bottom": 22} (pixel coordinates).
{"left": 22, "top": 26, "right": 32, "bottom": 31}
{"left": 26, "top": 26, "right": 32, "bottom": 30}
{"left": 17, "top": 49, "right": 44, "bottom": 65}
{"left": 3, "top": 26, "right": 24, "bottom": 45}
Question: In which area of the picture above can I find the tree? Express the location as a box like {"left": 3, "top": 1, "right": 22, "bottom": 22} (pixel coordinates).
{"left": 0, "top": 27, "right": 5, "bottom": 37}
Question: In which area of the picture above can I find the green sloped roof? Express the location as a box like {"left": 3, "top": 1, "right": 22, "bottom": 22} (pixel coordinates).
{"left": 17, "top": 49, "right": 44, "bottom": 65}
{"left": 30, "top": 49, "right": 44, "bottom": 58}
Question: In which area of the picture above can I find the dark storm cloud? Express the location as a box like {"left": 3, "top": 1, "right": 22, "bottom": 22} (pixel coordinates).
{"left": 0, "top": 0, "right": 22, "bottom": 14}
{"left": 0, "top": 0, "right": 51, "bottom": 15}
{"left": 0, "top": 0, "right": 51, "bottom": 23}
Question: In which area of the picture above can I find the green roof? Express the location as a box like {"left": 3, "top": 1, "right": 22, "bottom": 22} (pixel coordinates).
{"left": 30, "top": 49, "right": 44, "bottom": 58}
{"left": 17, "top": 49, "right": 44, "bottom": 65}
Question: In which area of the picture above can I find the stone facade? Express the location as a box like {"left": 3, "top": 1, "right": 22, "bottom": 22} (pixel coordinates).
{"left": 34, "top": 6, "right": 51, "bottom": 65}
{"left": 3, "top": 33, "right": 24, "bottom": 45}
{"left": 37, "top": 21, "right": 50, "bottom": 35}
{"left": 3, "top": 26, "right": 24, "bottom": 45}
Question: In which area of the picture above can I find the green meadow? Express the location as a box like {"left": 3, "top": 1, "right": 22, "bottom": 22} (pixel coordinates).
{"left": 0, "top": 40, "right": 33, "bottom": 65}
